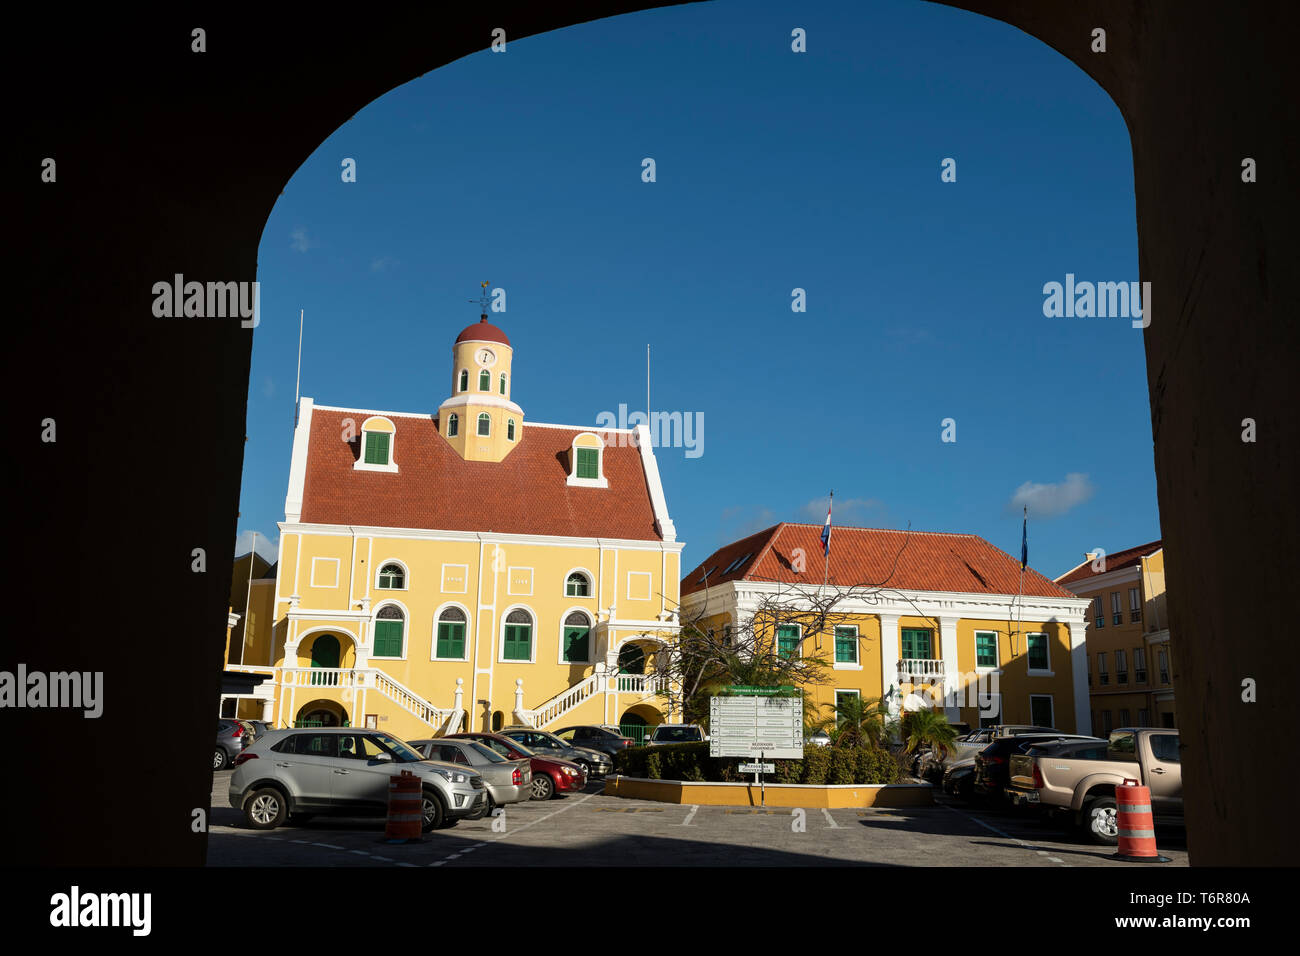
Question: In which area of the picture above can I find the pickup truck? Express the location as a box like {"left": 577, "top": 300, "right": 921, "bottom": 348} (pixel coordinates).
{"left": 1006, "top": 728, "right": 1182, "bottom": 845}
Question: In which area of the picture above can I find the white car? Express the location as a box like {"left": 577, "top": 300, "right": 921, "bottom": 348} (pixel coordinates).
{"left": 646, "top": 724, "right": 708, "bottom": 746}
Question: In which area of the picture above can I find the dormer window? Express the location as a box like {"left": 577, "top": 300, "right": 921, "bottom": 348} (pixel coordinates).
{"left": 477, "top": 413, "right": 491, "bottom": 437}
{"left": 355, "top": 416, "right": 398, "bottom": 473}
{"left": 459, "top": 369, "right": 469, "bottom": 392}
{"left": 499, "top": 373, "right": 507, "bottom": 395}
{"left": 479, "top": 369, "right": 491, "bottom": 391}
{"left": 566, "top": 434, "right": 608, "bottom": 488}
{"left": 446, "top": 413, "right": 458, "bottom": 437}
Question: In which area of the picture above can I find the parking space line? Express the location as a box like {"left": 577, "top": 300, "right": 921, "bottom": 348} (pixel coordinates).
{"left": 942, "top": 805, "right": 1074, "bottom": 867}
{"left": 821, "top": 809, "right": 841, "bottom": 829}
{"left": 677, "top": 805, "right": 699, "bottom": 827}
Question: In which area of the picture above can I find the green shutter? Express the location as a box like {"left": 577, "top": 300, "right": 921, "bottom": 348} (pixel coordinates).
{"left": 901, "top": 628, "right": 932, "bottom": 659}
{"left": 437, "top": 622, "right": 465, "bottom": 658}
{"left": 479, "top": 369, "right": 491, "bottom": 390}
{"left": 834, "top": 626, "right": 857, "bottom": 663}
{"left": 364, "top": 432, "right": 389, "bottom": 465}
{"left": 499, "top": 374, "right": 507, "bottom": 395}
{"left": 504, "top": 624, "right": 531, "bottom": 661}
{"left": 776, "top": 624, "right": 800, "bottom": 659}
{"left": 373, "top": 619, "right": 402, "bottom": 657}
{"left": 976, "top": 633, "right": 997, "bottom": 667}
{"left": 576, "top": 447, "right": 598, "bottom": 479}
{"left": 1028, "top": 634, "right": 1049, "bottom": 669}
{"left": 563, "top": 627, "right": 590, "bottom": 662}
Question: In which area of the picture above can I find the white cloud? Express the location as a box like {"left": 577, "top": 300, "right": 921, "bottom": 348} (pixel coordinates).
{"left": 289, "top": 227, "right": 317, "bottom": 252}
{"left": 1005, "top": 472, "right": 1095, "bottom": 519}
{"left": 720, "top": 505, "right": 778, "bottom": 540}
{"left": 235, "top": 529, "right": 279, "bottom": 564}
{"left": 370, "top": 256, "right": 399, "bottom": 273}
{"left": 802, "top": 496, "right": 888, "bottom": 525}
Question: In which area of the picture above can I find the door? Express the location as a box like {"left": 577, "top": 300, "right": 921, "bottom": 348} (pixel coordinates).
{"left": 274, "top": 733, "right": 338, "bottom": 809}
{"left": 329, "top": 732, "right": 399, "bottom": 812}
{"left": 1143, "top": 732, "right": 1182, "bottom": 812}
{"left": 310, "top": 635, "right": 340, "bottom": 686}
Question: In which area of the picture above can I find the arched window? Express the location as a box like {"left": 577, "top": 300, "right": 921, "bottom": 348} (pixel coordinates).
{"left": 373, "top": 605, "right": 405, "bottom": 657}
{"left": 477, "top": 413, "right": 491, "bottom": 437}
{"left": 377, "top": 563, "right": 405, "bottom": 589}
{"left": 492, "top": 710, "right": 504, "bottom": 732}
{"left": 503, "top": 608, "right": 533, "bottom": 661}
{"left": 479, "top": 369, "right": 491, "bottom": 391}
{"left": 458, "top": 369, "right": 469, "bottom": 392}
{"left": 435, "top": 606, "right": 467, "bottom": 659}
{"left": 565, "top": 572, "right": 591, "bottom": 597}
{"left": 563, "top": 611, "right": 591, "bottom": 663}
{"left": 507, "top": 418, "right": 516, "bottom": 441}
{"left": 499, "top": 372, "right": 507, "bottom": 395}
{"left": 446, "top": 413, "right": 458, "bottom": 437}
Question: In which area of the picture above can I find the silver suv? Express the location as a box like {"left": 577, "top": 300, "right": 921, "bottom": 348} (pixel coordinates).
{"left": 229, "top": 728, "right": 486, "bottom": 831}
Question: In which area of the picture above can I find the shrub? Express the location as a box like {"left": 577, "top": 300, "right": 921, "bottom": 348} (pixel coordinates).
{"left": 800, "top": 746, "right": 831, "bottom": 785}
{"left": 613, "top": 741, "right": 901, "bottom": 785}
{"left": 828, "top": 747, "right": 856, "bottom": 785}
{"left": 644, "top": 750, "right": 662, "bottom": 779}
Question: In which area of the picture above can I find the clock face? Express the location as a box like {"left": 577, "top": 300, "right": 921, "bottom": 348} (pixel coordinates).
{"left": 476, "top": 348, "right": 496, "bottom": 367}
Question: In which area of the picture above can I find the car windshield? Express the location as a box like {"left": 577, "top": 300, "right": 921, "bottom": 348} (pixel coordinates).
{"left": 369, "top": 733, "right": 424, "bottom": 763}
{"left": 469, "top": 742, "right": 507, "bottom": 763}
{"left": 482, "top": 736, "right": 534, "bottom": 757}
{"left": 654, "top": 727, "right": 699, "bottom": 741}
{"left": 536, "top": 733, "right": 567, "bottom": 747}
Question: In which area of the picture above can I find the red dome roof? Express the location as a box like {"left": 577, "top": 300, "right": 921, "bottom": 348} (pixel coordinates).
{"left": 455, "top": 316, "right": 510, "bottom": 346}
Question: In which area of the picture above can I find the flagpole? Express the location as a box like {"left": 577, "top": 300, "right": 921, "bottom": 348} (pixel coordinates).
{"left": 822, "top": 490, "right": 832, "bottom": 596}
{"left": 294, "top": 309, "right": 304, "bottom": 428}
{"left": 1016, "top": 507, "right": 1026, "bottom": 655}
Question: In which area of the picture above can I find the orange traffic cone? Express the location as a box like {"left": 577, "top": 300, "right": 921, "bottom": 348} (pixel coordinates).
{"left": 1112, "top": 778, "right": 1170, "bottom": 862}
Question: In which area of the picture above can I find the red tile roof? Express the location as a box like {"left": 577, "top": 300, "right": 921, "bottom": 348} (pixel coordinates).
{"left": 300, "top": 408, "right": 661, "bottom": 540}
{"left": 682, "top": 523, "right": 1077, "bottom": 599}
{"left": 455, "top": 317, "right": 510, "bottom": 346}
{"left": 1054, "top": 540, "right": 1162, "bottom": 587}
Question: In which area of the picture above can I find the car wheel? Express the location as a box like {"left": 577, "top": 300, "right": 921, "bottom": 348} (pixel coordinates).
{"left": 244, "top": 788, "right": 287, "bottom": 829}
{"left": 420, "top": 789, "right": 446, "bottom": 832}
{"left": 1084, "top": 796, "right": 1119, "bottom": 846}
{"left": 531, "top": 774, "right": 555, "bottom": 801}
{"left": 213, "top": 748, "right": 229, "bottom": 771}
{"left": 576, "top": 760, "right": 592, "bottom": 777}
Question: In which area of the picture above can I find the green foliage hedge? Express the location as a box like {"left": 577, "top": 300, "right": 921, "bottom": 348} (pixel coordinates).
{"left": 613, "top": 742, "right": 904, "bottom": 785}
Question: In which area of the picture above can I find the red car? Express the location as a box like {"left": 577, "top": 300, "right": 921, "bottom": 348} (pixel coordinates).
{"left": 449, "top": 732, "right": 586, "bottom": 800}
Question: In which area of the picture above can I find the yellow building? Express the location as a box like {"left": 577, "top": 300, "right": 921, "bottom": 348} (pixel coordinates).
{"left": 681, "top": 524, "right": 1094, "bottom": 733}
{"left": 229, "top": 312, "right": 684, "bottom": 739}
{"left": 1055, "top": 541, "right": 1177, "bottom": 730}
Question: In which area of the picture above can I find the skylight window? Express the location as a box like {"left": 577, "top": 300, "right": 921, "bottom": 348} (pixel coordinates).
{"left": 723, "top": 553, "right": 753, "bottom": 575}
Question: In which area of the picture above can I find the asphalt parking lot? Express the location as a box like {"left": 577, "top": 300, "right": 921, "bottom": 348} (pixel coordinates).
{"left": 207, "top": 771, "right": 1189, "bottom": 867}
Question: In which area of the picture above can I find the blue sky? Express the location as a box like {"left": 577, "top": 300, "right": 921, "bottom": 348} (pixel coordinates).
{"left": 237, "top": 0, "right": 1160, "bottom": 583}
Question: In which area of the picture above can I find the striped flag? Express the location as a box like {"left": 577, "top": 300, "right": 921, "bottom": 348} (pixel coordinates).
{"left": 1020, "top": 507, "right": 1028, "bottom": 570}
{"left": 820, "top": 493, "right": 833, "bottom": 557}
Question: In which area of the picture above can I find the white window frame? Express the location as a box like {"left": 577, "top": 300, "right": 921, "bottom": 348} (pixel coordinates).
{"left": 498, "top": 604, "right": 537, "bottom": 664}
{"left": 566, "top": 434, "right": 608, "bottom": 488}
{"left": 832, "top": 624, "right": 861, "bottom": 670}
{"left": 355, "top": 416, "right": 399, "bottom": 473}
{"left": 476, "top": 412, "right": 492, "bottom": 437}
{"left": 431, "top": 601, "right": 472, "bottom": 662}
{"left": 374, "top": 559, "right": 409, "bottom": 591}
{"left": 1025, "top": 631, "right": 1053, "bottom": 676}
{"left": 833, "top": 688, "right": 861, "bottom": 727}
{"left": 1029, "top": 693, "right": 1055, "bottom": 728}
{"left": 973, "top": 629, "right": 1000, "bottom": 671}
{"left": 562, "top": 568, "right": 594, "bottom": 599}
{"left": 557, "top": 608, "right": 595, "bottom": 665}
{"left": 310, "top": 557, "right": 340, "bottom": 589}
{"left": 776, "top": 622, "right": 803, "bottom": 661}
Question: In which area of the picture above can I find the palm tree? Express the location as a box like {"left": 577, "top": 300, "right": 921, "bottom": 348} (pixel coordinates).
{"left": 814, "top": 694, "right": 896, "bottom": 749}
{"left": 900, "top": 706, "right": 960, "bottom": 761}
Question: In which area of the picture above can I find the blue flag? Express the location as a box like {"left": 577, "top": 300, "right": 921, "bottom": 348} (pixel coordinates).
{"left": 1020, "top": 509, "right": 1028, "bottom": 570}
{"left": 820, "top": 496, "right": 832, "bottom": 558}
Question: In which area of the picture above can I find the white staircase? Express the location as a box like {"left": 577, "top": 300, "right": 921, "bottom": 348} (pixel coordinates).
{"left": 279, "top": 666, "right": 460, "bottom": 733}
{"left": 514, "top": 671, "right": 667, "bottom": 728}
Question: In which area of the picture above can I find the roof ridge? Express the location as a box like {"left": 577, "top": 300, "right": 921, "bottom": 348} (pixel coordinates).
{"left": 782, "top": 521, "right": 979, "bottom": 538}
{"left": 742, "top": 523, "right": 787, "bottom": 581}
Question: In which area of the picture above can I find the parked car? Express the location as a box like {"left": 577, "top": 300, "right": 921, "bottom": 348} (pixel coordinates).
{"left": 942, "top": 758, "right": 977, "bottom": 798}
{"left": 551, "top": 724, "right": 635, "bottom": 758}
{"left": 807, "top": 731, "right": 832, "bottom": 748}
{"left": 499, "top": 727, "right": 614, "bottom": 776}
{"left": 1005, "top": 728, "right": 1183, "bottom": 845}
{"left": 229, "top": 727, "right": 487, "bottom": 831}
{"left": 972, "top": 733, "right": 1104, "bottom": 804}
{"left": 214, "top": 719, "right": 252, "bottom": 770}
{"left": 408, "top": 737, "right": 533, "bottom": 813}
{"left": 646, "top": 724, "right": 707, "bottom": 746}
{"left": 246, "top": 720, "right": 273, "bottom": 740}
{"left": 448, "top": 732, "right": 587, "bottom": 800}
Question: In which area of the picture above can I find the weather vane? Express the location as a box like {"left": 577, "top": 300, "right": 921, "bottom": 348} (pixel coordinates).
{"left": 469, "top": 280, "right": 490, "bottom": 318}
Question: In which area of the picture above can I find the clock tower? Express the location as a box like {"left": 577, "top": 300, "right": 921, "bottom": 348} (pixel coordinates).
{"left": 438, "top": 305, "right": 524, "bottom": 463}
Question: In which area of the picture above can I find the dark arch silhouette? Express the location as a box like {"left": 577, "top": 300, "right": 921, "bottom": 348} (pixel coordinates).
{"left": 12, "top": 1, "right": 1296, "bottom": 867}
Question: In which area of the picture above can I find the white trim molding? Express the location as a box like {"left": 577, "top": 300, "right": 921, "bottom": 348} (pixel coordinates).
{"left": 634, "top": 424, "right": 676, "bottom": 541}
{"left": 284, "top": 397, "right": 314, "bottom": 522}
